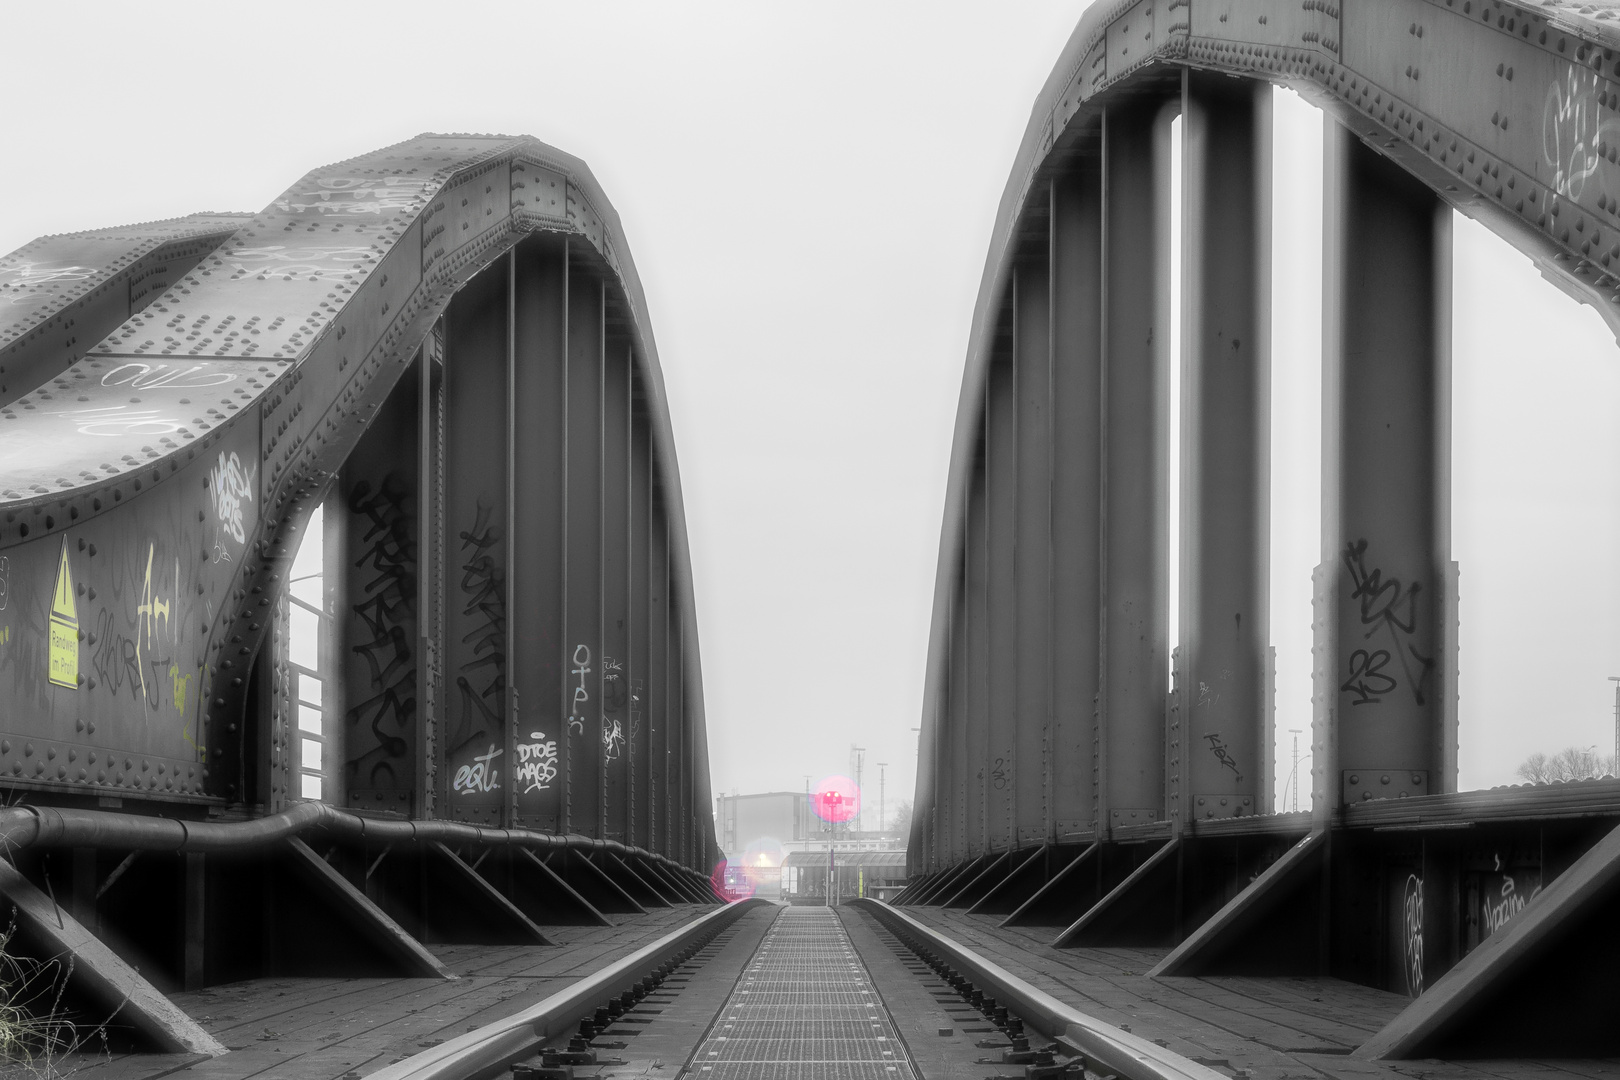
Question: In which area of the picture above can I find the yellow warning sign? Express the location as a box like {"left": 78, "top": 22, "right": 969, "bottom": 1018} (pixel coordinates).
{"left": 48, "top": 537, "right": 78, "bottom": 689}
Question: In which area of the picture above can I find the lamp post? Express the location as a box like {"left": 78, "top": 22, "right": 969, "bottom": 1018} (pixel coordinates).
{"left": 852, "top": 746, "right": 866, "bottom": 834}
{"left": 877, "top": 762, "right": 888, "bottom": 835}
{"left": 1289, "top": 729, "right": 1302, "bottom": 812}
{"left": 1609, "top": 677, "right": 1619, "bottom": 777}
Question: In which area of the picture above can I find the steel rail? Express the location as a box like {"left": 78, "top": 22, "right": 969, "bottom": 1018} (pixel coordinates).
{"left": 851, "top": 899, "right": 1224, "bottom": 1080}
{"left": 0, "top": 803, "right": 713, "bottom": 887}
{"left": 363, "top": 897, "right": 770, "bottom": 1080}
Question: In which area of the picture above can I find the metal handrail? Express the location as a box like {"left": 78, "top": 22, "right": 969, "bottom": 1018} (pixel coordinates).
{"left": 0, "top": 802, "right": 713, "bottom": 886}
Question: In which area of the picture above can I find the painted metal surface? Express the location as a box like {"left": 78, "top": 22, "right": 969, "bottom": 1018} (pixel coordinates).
{"left": 913, "top": 0, "right": 1620, "bottom": 865}
{"left": 906, "top": 0, "right": 1620, "bottom": 1045}
{"left": 0, "top": 215, "right": 248, "bottom": 409}
{"left": 1099, "top": 100, "right": 1172, "bottom": 837}
{"left": 1048, "top": 170, "right": 1104, "bottom": 844}
{"left": 1012, "top": 264, "right": 1054, "bottom": 849}
{"left": 1176, "top": 74, "right": 1272, "bottom": 827}
{"left": 0, "top": 134, "right": 717, "bottom": 874}
{"left": 1317, "top": 126, "right": 1452, "bottom": 821}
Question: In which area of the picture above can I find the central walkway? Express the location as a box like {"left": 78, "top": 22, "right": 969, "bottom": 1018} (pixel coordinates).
{"left": 686, "top": 906, "right": 921, "bottom": 1079}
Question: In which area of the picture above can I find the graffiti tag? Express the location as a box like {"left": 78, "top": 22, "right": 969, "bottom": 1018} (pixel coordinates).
{"left": 569, "top": 643, "right": 591, "bottom": 736}
{"left": 452, "top": 744, "right": 503, "bottom": 793}
{"left": 1402, "top": 874, "right": 1425, "bottom": 997}
{"left": 515, "top": 732, "right": 558, "bottom": 793}
{"left": 209, "top": 451, "right": 256, "bottom": 545}
{"left": 1341, "top": 539, "right": 1434, "bottom": 706}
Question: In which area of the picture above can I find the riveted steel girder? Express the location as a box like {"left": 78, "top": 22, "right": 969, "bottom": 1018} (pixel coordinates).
{"left": 1174, "top": 73, "right": 1273, "bottom": 829}
{"left": 913, "top": 0, "right": 1620, "bottom": 879}
{"left": 1099, "top": 100, "right": 1175, "bottom": 837}
{"left": 1048, "top": 169, "right": 1104, "bottom": 845}
{"left": 0, "top": 135, "right": 716, "bottom": 871}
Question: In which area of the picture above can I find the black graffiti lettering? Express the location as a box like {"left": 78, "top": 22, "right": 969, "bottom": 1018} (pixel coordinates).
{"left": 348, "top": 684, "right": 414, "bottom": 759}
{"left": 449, "top": 501, "right": 504, "bottom": 757}
{"left": 1342, "top": 540, "right": 1436, "bottom": 706}
{"left": 1340, "top": 648, "right": 1397, "bottom": 705}
{"left": 120, "top": 638, "right": 142, "bottom": 702}
{"left": 1202, "top": 731, "right": 1244, "bottom": 782}
{"left": 344, "top": 477, "right": 416, "bottom": 785}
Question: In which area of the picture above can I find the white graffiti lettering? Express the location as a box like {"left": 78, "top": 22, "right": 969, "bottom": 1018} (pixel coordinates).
{"left": 1402, "top": 874, "right": 1425, "bottom": 998}
{"left": 569, "top": 643, "right": 591, "bottom": 735}
{"left": 0, "top": 262, "right": 96, "bottom": 302}
{"left": 515, "top": 731, "right": 559, "bottom": 794}
{"left": 209, "top": 451, "right": 256, "bottom": 544}
{"left": 274, "top": 177, "right": 427, "bottom": 217}
{"left": 1543, "top": 65, "right": 1620, "bottom": 201}
{"left": 226, "top": 244, "right": 381, "bottom": 280}
{"left": 1481, "top": 855, "right": 1542, "bottom": 938}
{"left": 101, "top": 362, "right": 235, "bottom": 390}
{"left": 603, "top": 718, "right": 624, "bottom": 764}
{"left": 452, "top": 744, "right": 503, "bottom": 793}
{"left": 48, "top": 404, "right": 184, "bottom": 437}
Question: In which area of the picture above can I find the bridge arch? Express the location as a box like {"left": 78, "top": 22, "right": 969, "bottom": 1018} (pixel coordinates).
{"left": 904, "top": 0, "right": 1620, "bottom": 1056}
{"left": 0, "top": 130, "right": 717, "bottom": 911}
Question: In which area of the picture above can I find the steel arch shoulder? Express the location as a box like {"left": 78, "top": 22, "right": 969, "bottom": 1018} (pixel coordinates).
{"left": 0, "top": 134, "right": 705, "bottom": 814}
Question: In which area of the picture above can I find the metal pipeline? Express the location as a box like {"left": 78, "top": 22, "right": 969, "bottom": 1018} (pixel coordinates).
{"left": 0, "top": 803, "right": 712, "bottom": 888}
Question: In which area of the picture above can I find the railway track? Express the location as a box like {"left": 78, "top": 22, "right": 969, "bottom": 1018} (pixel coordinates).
{"left": 366, "top": 899, "right": 1223, "bottom": 1080}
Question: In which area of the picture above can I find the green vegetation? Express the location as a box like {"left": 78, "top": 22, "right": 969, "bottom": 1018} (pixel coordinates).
{"left": 0, "top": 916, "right": 109, "bottom": 1077}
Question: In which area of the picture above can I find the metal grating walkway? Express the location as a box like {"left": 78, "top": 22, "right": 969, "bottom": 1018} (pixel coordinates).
{"left": 682, "top": 906, "right": 921, "bottom": 1080}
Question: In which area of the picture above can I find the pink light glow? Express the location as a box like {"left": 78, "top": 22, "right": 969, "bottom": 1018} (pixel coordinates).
{"left": 711, "top": 859, "right": 753, "bottom": 903}
{"left": 811, "top": 774, "right": 861, "bottom": 823}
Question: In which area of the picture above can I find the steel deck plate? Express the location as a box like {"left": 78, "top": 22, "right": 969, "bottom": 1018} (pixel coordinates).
{"left": 683, "top": 907, "right": 919, "bottom": 1079}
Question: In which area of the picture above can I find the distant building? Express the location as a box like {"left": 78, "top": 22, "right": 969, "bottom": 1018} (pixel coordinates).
{"left": 715, "top": 791, "right": 908, "bottom": 902}
{"left": 715, "top": 791, "right": 808, "bottom": 858}
{"left": 782, "top": 848, "right": 908, "bottom": 904}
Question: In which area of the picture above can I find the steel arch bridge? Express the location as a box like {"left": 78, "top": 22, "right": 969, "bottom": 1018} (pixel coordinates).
{"left": 899, "top": 0, "right": 1620, "bottom": 1059}
{"left": 0, "top": 135, "right": 720, "bottom": 1053}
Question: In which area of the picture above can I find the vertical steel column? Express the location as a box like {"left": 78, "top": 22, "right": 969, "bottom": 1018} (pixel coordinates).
{"left": 986, "top": 358, "right": 1018, "bottom": 853}
{"left": 965, "top": 449, "right": 990, "bottom": 857}
{"left": 914, "top": 682, "right": 937, "bottom": 870}
{"left": 442, "top": 261, "right": 510, "bottom": 826}
{"left": 630, "top": 408, "right": 653, "bottom": 849}
{"left": 671, "top": 611, "right": 689, "bottom": 866}
{"left": 1099, "top": 102, "right": 1174, "bottom": 833}
{"left": 1317, "top": 123, "right": 1453, "bottom": 817}
{"left": 1176, "top": 74, "right": 1272, "bottom": 828}
{"left": 321, "top": 484, "right": 346, "bottom": 809}
{"left": 1049, "top": 168, "right": 1104, "bottom": 840}
{"left": 182, "top": 853, "right": 204, "bottom": 991}
{"left": 511, "top": 236, "right": 568, "bottom": 832}
{"left": 1013, "top": 263, "right": 1053, "bottom": 848}
{"left": 601, "top": 342, "right": 632, "bottom": 842}
{"left": 693, "top": 689, "right": 716, "bottom": 874}
{"left": 338, "top": 355, "right": 421, "bottom": 815}
{"left": 506, "top": 253, "right": 517, "bottom": 828}
{"left": 947, "top": 559, "right": 969, "bottom": 866}
{"left": 564, "top": 265, "right": 604, "bottom": 835}
{"left": 419, "top": 322, "right": 446, "bottom": 818}
{"left": 648, "top": 498, "right": 670, "bottom": 856}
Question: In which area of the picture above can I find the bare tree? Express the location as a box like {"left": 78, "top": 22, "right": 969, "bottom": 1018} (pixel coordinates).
{"left": 889, "top": 799, "right": 913, "bottom": 841}
{"left": 1515, "top": 746, "right": 1617, "bottom": 784}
